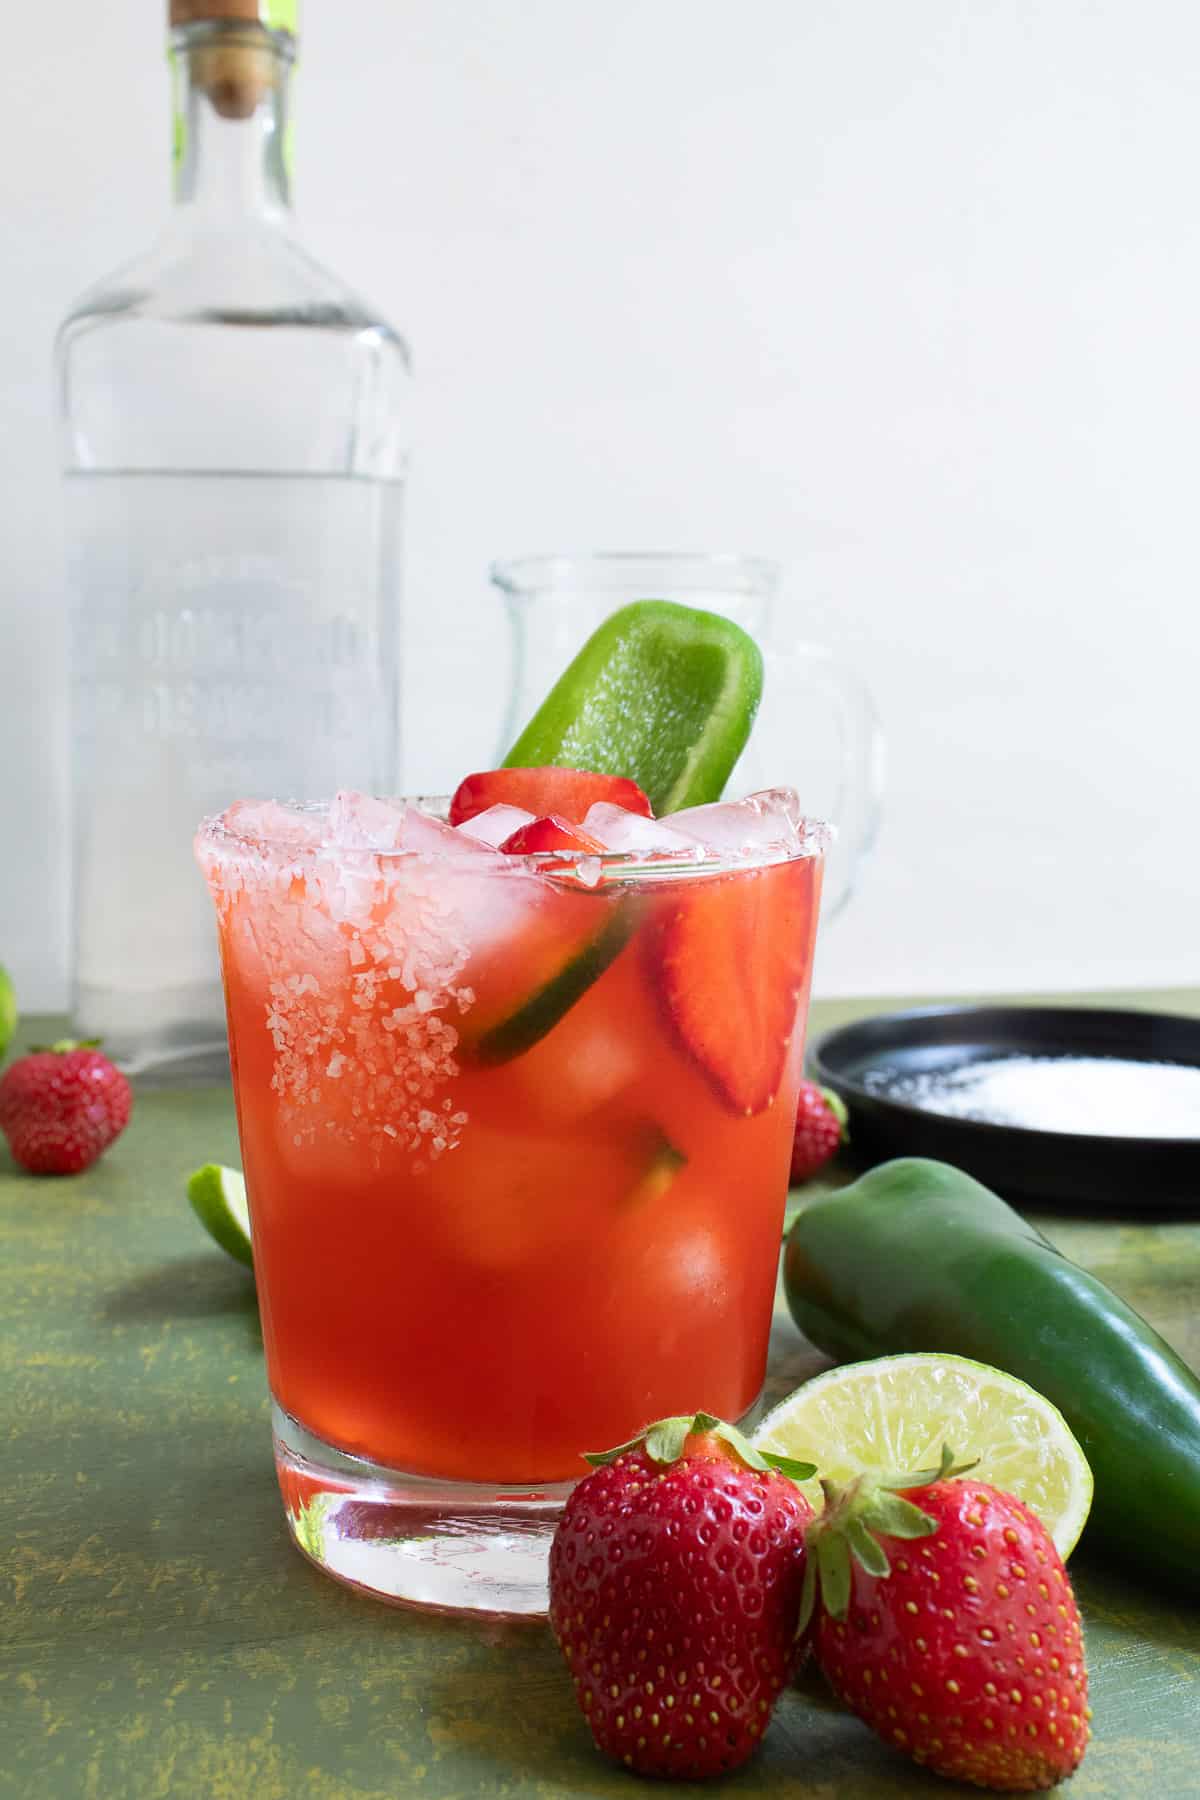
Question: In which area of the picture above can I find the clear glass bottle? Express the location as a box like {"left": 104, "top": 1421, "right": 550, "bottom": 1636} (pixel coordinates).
{"left": 56, "top": 0, "right": 410, "bottom": 1079}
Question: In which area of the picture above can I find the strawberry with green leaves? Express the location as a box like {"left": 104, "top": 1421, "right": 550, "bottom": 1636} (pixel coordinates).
{"left": 549, "top": 1411, "right": 816, "bottom": 1780}
{"left": 804, "top": 1446, "right": 1090, "bottom": 1793}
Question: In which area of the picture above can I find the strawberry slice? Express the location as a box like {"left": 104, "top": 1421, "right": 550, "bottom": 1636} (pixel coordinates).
{"left": 499, "top": 814, "right": 607, "bottom": 856}
{"left": 647, "top": 858, "right": 820, "bottom": 1116}
{"left": 449, "top": 767, "right": 653, "bottom": 828}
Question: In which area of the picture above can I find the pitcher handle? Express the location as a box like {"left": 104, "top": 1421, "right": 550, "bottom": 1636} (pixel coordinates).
{"left": 765, "top": 642, "right": 884, "bottom": 923}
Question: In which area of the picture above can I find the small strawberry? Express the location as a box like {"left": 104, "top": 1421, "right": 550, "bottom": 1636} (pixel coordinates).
{"left": 790, "top": 1081, "right": 848, "bottom": 1182}
{"left": 499, "top": 813, "right": 607, "bottom": 857}
{"left": 804, "top": 1447, "right": 1090, "bottom": 1792}
{"left": 448, "top": 766, "right": 653, "bottom": 827}
{"left": 549, "top": 1411, "right": 816, "bottom": 1779}
{"left": 0, "top": 1040, "right": 132, "bottom": 1174}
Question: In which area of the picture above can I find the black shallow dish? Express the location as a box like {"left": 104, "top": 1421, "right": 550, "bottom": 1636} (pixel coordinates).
{"left": 809, "top": 1005, "right": 1200, "bottom": 1213}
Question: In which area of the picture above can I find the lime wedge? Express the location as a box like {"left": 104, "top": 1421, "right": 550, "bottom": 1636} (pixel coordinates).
{"left": 625, "top": 1136, "right": 686, "bottom": 1206}
{"left": 752, "top": 1351, "right": 1094, "bottom": 1559}
{"left": 502, "top": 600, "right": 763, "bottom": 814}
{"left": 0, "top": 965, "right": 16, "bottom": 1060}
{"left": 465, "top": 903, "right": 637, "bottom": 1066}
{"left": 187, "top": 1162, "right": 254, "bottom": 1268}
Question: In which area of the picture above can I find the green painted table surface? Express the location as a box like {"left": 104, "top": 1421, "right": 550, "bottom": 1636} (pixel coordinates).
{"left": 4, "top": 992, "right": 1200, "bottom": 1799}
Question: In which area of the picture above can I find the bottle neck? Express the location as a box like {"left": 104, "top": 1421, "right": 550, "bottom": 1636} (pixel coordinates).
{"left": 171, "top": 23, "right": 293, "bottom": 221}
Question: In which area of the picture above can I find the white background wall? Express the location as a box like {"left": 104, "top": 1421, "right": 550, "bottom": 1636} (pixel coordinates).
{"left": 3, "top": 0, "right": 1198, "bottom": 1008}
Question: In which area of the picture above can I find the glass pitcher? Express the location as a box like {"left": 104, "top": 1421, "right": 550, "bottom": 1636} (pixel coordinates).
{"left": 491, "top": 552, "right": 882, "bottom": 921}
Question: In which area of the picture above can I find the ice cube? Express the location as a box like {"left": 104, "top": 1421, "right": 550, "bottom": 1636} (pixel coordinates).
{"left": 440, "top": 859, "right": 556, "bottom": 966}
{"left": 662, "top": 1223, "right": 725, "bottom": 1305}
{"left": 429, "top": 1124, "right": 585, "bottom": 1270}
{"left": 582, "top": 803, "right": 694, "bottom": 856}
{"left": 399, "top": 805, "right": 496, "bottom": 858}
{"left": 222, "top": 799, "right": 324, "bottom": 850}
{"left": 318, "top": 802, "right": 511, "bottom": 938}
{"left": 666, "top": 788, "right": 806, "bottom": 857}
{"left": 508, "top": 1008, "right": 643, "bottom": 1124}
{"left": 456, "top": 803, "right": 536, "bottom": 848}
{"left": 327, "top": 790, "right": 410, "bottom": 850}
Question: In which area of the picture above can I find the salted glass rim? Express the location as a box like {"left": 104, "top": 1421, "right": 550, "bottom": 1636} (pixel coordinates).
{"left": 489, "top": 550, "right": 780, "bottom": 596}
{"left": 195, "top": 793, "right": 832, "bottom": 872}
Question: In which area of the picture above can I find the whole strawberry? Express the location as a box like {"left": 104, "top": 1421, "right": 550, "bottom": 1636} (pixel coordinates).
{"left": 0, "top": 1040, "right": 132, "bottom": 1174}
{"left": 549, "top": 1411, "right": 816, "bottom": 1779}
{"left": 805, "top": 1447, "right": 1090, "bottom": 1792}
{"left": 790, "top": 1080, "right": 847, "bottom": 1183}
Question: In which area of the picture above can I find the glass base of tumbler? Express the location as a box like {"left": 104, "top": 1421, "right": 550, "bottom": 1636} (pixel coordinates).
{"left": 273, "top": 1403, "right": 574, "bottom": 1619}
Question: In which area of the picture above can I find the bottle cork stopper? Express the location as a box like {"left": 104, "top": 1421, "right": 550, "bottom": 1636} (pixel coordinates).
{"left": 170, "top": 2, "right": 294, "bottom": 120}
{"left": 170, "top": 1, "right": 295, "bottom": 29}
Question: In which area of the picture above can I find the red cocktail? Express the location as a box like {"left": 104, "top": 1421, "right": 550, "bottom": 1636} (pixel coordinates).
{"left": 197, "top": 783, "right": 826, "bottom": 1613}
